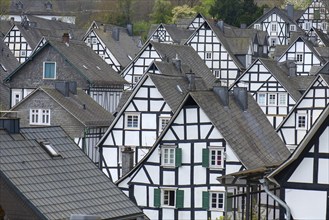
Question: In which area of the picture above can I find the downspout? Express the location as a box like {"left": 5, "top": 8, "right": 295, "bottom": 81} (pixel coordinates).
{"left": 259, "top": 179, "right": 291, "bottom": 220}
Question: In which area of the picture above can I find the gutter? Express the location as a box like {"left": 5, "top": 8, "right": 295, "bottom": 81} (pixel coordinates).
{"left": 259, "top": 179, "right": 291, "bottom": 220}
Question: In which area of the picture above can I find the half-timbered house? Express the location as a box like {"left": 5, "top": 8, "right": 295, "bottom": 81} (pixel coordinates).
{"left": 307, "top": 27, "right": 329, "bottom": 46}
{"left": 121, "top": 41, "right": 215, "bottom": 88}
{"left": 83, "top": 21, "right": 141, "bottom": 72}
{"left": 0, "top": 41, "right": 19, "bottom": 110}
{"left": 7, "top": 82, "right": 114, "bottom": 164}
{"left": 185, "top": 19, "right": 268, "bottom": 86}
{"left": 297, "top": 0, "right": 329, "bottom": 33}
{"left": 276, "top": 36, "right": 328, "bottom": 75}
{"left": 249, "top": 5, "right": 304, "bottom": 55}
{"left": 276, "top": 74, "right": 329, "bottom": 151}
{"left": 230, "top": 58, "right": 315, "bottom": 128}
{"left": 4, "top": 37, "right": 127, "bottom": 112}
{"left": 147, "top": 24, "right": 193, "bottom": 44}
{"left": 97, "top": 60, "right": 214, "bottom": 181}
{"left": 116, "top": 88, "right": 290, "bottom": 220}
{"left": 0, "top": 119, "right": 144, "bottom": 220}
{"left": 187, "top": 13, "right": 206, "bottom": 30}
{"left": 268, "top": 105, "right": 329, "bottom": 220}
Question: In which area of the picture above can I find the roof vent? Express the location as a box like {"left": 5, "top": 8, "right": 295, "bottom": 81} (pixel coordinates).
{"left": 112, "top": 27, "right": 120, "bottom": 41}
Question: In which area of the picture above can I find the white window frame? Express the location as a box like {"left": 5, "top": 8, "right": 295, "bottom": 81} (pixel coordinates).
{"left": 253, "top": 43, "right": 258, "bottom": 52}
{"left": 322, "top": 22, "right": 327, "bottom": 31}
{"left": 254, "top": 24, "right": 261, "bottom": 30}
{"left": 257, "top": 93, "right": 266, "bottom": 106}
{"left": 209, "top": 147, "right": 224, "bottom": 169}
{"left": 268, "top": 93, "right": 277, "bottom": 106}
{"left": 305, "top": 22, "right": 312, "bottom": 30}
{"left": 91, "top": 38, "right": 98, "bottom": 44}
{"left": 297, "top": 114, "right": 307, "bottom": 130}
{"left": 159, "top": 115, "right": 171, "bottom": 132}
{"left": 205, "top": 52, "right": 212, "bottom": 60}
{"left": 209, "top": 191, "right": 225, "bottom": 211}
{"left": 30, "top": 109, "right": 50, "bottom": 125}
{"left": 278, "top": 93, "right": 287, "bottom": 106}
{"left": 263, "top": 46, "right": 268, "bottom": 54}
{"left": 12, "top": 90, "right": 22, "bottom": 107}
{"left": 125, "top": 113, "right": 140, "bottom": 129}
{"left": 214, "top": 69, "right": 220, "bottom": 78}
{"left": 43, "top": 61, "right": 56, "bottom": 79}
{"left": 162, "top": 188, "right": 176, "bottom": 208}
{"left": 270, "top": 22, "right": 278, "bottom": 33}
{"left": 289, "top": 25, "right": 296, "bottom": 32}
{"left": 133, "top": 75, "right": 142, "bottom": 84}
{"left": 295, "top": 53, "right": 303, "bottom": 63}
{"left": 20, "top": 50, "right": 27, "bottom": 57}
{"left": 161, "top": 146, "right": 176, "bottom": 167}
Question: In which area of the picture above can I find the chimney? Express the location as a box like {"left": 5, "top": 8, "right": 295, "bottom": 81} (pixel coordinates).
{"left": 240, "top": 24, "right": 247, "bottom": 29}
{"left": 112, "top": 27, "right": 120, "bottom": 41}
{"left": 10, "top": 17, "right": 15, "bottom": 25}
{"left": 0, "top": 117, "right": 20, "bottom": 134}
{"left": 122, "top": 146, "right": 134, "bottom": 176}
{"left": 287, "top": 60, "right": 296, "bottom": 76}
{"left": 29, "top": 21, "right": 37, "bottom": 28}
{"left": 127, "top": 23, "right": 133, "bottom": 36}
{"left": 213, "top": 86, "right": 229, "bottom": 106}
{"left": 55, "top": 81, "right": 70, "bottom": 97}
{"left": 62, "top": 33, "right": 70, "bottom": 44}
{"left": 217, "top": 20, "right": 224, "bottom": 32}
{"left": 233, "top": 87, "right": 248, "bottom": 111}
{"left": 286, "top": 4, "right": 294, "bottom": 19}
{"left": 186, "top": 71, "right": 196, "bottom": 91}
{"left": 69, "top": 81, "right": 77, "bottom": 95}
{"left": 172, "top": 54, "right": 181, "bottom": 71}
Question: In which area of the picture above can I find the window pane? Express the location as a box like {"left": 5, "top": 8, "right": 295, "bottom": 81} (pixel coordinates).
{"left": 44, "top": 63, "right": 55, "bottom": 79}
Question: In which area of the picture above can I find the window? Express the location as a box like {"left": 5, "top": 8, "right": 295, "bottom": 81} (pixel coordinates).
{"left": 322, "top": 22, "right": 328, "bottom": 31}
{"left": 209, "top": 148, "right": 224, "bottom": 168}
{"left": 257, "top": 93, "right": 266, "bottom": 105}
{"left": 297, "top": 114, "right": 307, "bottom": 129}
{"left": 271, "top": 23, "right": 277, "bottom": 33}
{"left": 253, "top": 44, "right": 258, "bottom": 52}
{"left": 30, "top": 109, "right": 50, "bottom": 125}
{"left": 133, "top": 75, "right": 141, "bottom": 84}
{"left": 289, "top": 25, "right": 296, "bottom": 31}
{"left": 305, "top": 22, "right": 312, "bottom": 30}
{"left": 214, "top": 69, "right": 220, "bottom": 78}
{"left": 43, "top": 62, "right": 56, "bottom": 79}
{"left": 125, "top": 113, "right": 139, "bottom": 129}
{"left": 295, "top": 53, "right": 303, "bottom": 63}
{"left": 159, "top": 116, "right": 170, "bottom": 132}
{"left": 278, "top": 93, "right": 287, "bottom": 106}
{"left": 91, "top": 38, "right": 98, "bottom": 44}
{"left": 154, "top": 188, "right": 184, "bottom": 208}
{"left": 263, "top": 46, "right": 268, "bottom": 54}
{"left": 20, "top": 50, "right": 26, "bottom": 56}
{"left": 206, "top": 52, "right": 212, "bottom": 60}
{"left": 254, "top": 24, "right": 261, "bottom": 30}
{"left": 202, "top": 191, "right": 231, "bottom": 211}
{"left": 161, "top": 146, "right": 182, "bottom": 167}
{"left": 210, "top": 192, "right": 224, "bottom": 210}
{"left": 202, "top": 147, "right": 224, "bottom": 169}
{"left": 268, "top": 94, "right": 276, "bottom": 105}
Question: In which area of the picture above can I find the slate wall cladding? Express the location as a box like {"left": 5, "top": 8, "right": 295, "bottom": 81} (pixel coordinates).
{"left": 15, "top": 90, "right": 85, "bottom": 138}
{"left": 0, "top": 178, "right": 40, "bottom": 220}
{"left": 8, "top": 45, "right": 89, "bottom": 89}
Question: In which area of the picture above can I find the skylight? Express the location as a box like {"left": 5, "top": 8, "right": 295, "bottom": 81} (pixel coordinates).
{"left": 83, "top": 65, "right": 88, "bottom": 70}
{"left": 40, "top": 141, "right": 61, "bottom": 157}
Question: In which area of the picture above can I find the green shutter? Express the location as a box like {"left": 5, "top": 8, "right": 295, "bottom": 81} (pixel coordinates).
{"left": 175, "top": 148, "right": 182, "bottom": 167}
{"left": 202, "top": 191, "right": 209, "bottom": 210}
{"left": 202, "top": 148, "right": 209, "bottom": 167}
{"left": 176, "top": 190, "right": 184, "bottom": 208}
{"left": 154, "top": 188, "right": 161, "bottom": 208}
{"left": 226, "top": 192, "right": 234, "bottom": 212}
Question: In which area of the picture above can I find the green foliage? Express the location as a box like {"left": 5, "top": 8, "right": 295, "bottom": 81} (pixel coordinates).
{"left": 209, "top": 0, "right": 265, "bottom": 27}
{"left": 0, "top": 0, "right": 10, "bottom": 17}
{"left": 193, "top": 0, "right": 215, "bottom": 18}
{"left": 282, "top": 0, "right": 312, "bottom": 10}
{"left": 172, "top": 4, "right": 197, "bottom": 23}
{"left": 133, "top": 20, "right": 151, "bottom": 41}
{"left": 118, "top": 0, "right": 135, "bottom": 24}
{"left": 150, "top": 0, "right": 173, "bottom": 24}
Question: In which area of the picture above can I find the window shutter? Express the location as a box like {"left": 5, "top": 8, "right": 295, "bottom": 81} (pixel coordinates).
{"left": 226, "top": 192, "right": 233, "bottom": 212}
{"left": 202, "top": 191, "right": 209, "bottom": 210}
{"left": 176, "top": 190, "right": 184, "bottom": 208}
{"left": 154, "top": 188, "right": 161, "bottom": 208}
{"left": 175, "top": 148, "right": 182, "bottom": 167}
{"left": 202, "top": 148, "right": 209, "bottom": 167}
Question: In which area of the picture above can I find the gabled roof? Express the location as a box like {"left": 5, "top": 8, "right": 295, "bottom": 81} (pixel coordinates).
{"left": 308, "top": 27, "right": 329, "bottom": 47}
{"left": 5, "top": 38, "right": 127, "bottom": 86}
{"left": 11, "top": 86, "right": 114, "bottom": 127}
{"left": 85, "top": 23, "right": 141, "bottom": 68}
{"left": 0, "top": 126, "right": 143, "bottom": 219}
{"left": 117, "top": 89, "right": 290, "bottom": 184}
{"left": 0, "top": 41, "right": 19, "bottom": 79}
{"left": 268, "top": 105, "right": 329, "bottom": 184}
{"left": 0, "top": 20, "right": 13, "bottom": 38}
{"left": 148, "top": 24, "right": 193, "bottom": 44}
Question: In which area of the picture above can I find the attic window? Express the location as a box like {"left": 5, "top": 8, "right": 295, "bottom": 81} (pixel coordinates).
{"left": 40, "top": 141, "right": 61, "bottom": 157}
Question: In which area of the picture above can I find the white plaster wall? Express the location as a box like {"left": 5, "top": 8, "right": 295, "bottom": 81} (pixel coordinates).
{"left": 288, "top": 158, "right": 313, "bottom": 183}
{"left": 319, "top": 126, "right": 329, "bottom": 153}
{"left": 285, "top": 189, "right": 327, "bottom": 220}
{"left": 135, "top": 185, "right": 147, "bottom": 206}
{"left": 318, "top": 159, "right": 329, "bottom": 184}
{"left": 178, "top": 166, "right": 191, "bottom": 185}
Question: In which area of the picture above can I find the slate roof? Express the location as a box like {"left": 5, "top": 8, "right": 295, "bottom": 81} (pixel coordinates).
{"left": 88, "top": 23, "right": 141, "bottom": 68}
{"left": 308, "top": 27, "right": 329, "bottom": 47}
{"left": 5, "top": 38, "right": 128, "bottom": 86}
{"left": 148, "top": 24, "right": 194, "bottom": 44}
{"left": 190, "top": 91, "right": 290, "bottom": 169}
{"left": 0, "top": 20, "right": 13, "bottom": 38}
{"left": 150, "top": 41, "right": 217, "bottom": 89}
{"left": 29, "top": 87, "right": 114, "bottom": 127}
{"left": 0, "top": 126, "right": 143, "bottom": 219}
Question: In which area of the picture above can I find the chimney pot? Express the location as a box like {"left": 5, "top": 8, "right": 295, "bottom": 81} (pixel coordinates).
{"left": 172, "top": 54, "right": 181, "bottom": 71}
{"left": 55, "top": 81, "right": 70, "bottom": 97}
{"left": 127, "top": 23, "right": 133, "bottom": 36}
{"left": 112, "top": 27, "right": 120, "bottom": 41}
{"left": 217, "top": 20, "right": 224, "bottom": 32}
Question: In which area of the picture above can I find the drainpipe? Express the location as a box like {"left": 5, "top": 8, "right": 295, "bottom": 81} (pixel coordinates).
{"left": 259, "top": 179, "right": 291, "bottom": 220}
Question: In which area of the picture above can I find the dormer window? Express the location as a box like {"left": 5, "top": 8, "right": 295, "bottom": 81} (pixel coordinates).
{"left": 289, "top": 25, "right": 296, "bottom": 32}
{"left": 43, "top": 62, "right": 56, "bottom": 79}
{"left": 271, "top": 23, "right": 277, "bottom": 33}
